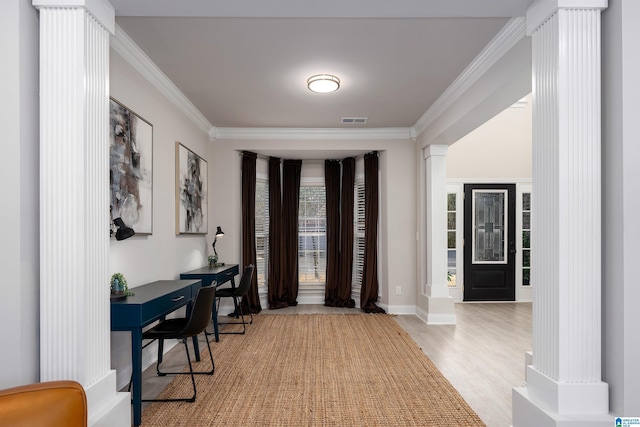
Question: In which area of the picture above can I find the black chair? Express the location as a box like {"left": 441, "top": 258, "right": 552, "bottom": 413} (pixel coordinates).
{"left": 140, "top": 285, "right": 216, "bottom": 403}
{"left": 214, "top": 264, "right": 255, "bottom": 335}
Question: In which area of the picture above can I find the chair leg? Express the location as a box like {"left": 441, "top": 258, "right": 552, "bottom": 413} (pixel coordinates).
{"left": 217, "top": 297, "right": 251, "bottom": 334}
{"left": 246, "top": 304, "right": 253, "bottom": 325}
{"left": 139, "top": 334, "right": 215, "bottom": 403}
{"left": 237, "top": 302, "right": 253, "bottom": 325}
{"left": 205, "top": 297, "right": 222, "bottom": 337}
{"left": 202, "top": 329, "right": 215, "bottom": 374}
{"left": 155, "top": 336, "right": 215, "bottom": 376}
{"left": 142, "top": 339, "right": 197, "bottom": 403}
{"left": 232, "top": 295, "right": 239, "bottom": 318}
{"left": 156, "top": 339, "right": 166, "bottom": 376}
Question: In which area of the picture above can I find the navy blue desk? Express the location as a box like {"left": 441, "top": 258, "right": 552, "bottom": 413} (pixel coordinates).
{"left": 111, "top": 279, "right": 201, "bottom": 427}
{"left": 180, "top": 264, "right": 239, "bottom": 342}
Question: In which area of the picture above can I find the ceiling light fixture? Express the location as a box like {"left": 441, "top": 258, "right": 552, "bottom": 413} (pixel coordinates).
{"left": 307, "top": 74, "right": 340, "bottom": 93}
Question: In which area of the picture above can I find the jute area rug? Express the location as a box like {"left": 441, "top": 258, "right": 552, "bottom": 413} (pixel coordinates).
{"left": 141, "top": 314, "right": 486, "bottom": 426}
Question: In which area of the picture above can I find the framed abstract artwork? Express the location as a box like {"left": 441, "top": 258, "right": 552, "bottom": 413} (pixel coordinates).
{"left": 109, "top": 98, "right": 153, "bottom": 235}
{"left": 175, "top": 142, "right": 208, "bottom": 234}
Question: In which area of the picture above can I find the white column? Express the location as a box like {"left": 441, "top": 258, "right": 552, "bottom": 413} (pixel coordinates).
{"left": 513, "top": 1, "right": 610, "bottom": 425}
{"left": 34, "top": 1, "right": 130, "bottom": 425}
{"left": 422, "top": 145, "right": 456, "bottom": 324}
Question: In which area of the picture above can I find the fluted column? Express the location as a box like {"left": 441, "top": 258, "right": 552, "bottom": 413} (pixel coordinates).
{"left": 34, "top": 1, "right": 129, "bottom": 425}
{"left": 422, "top": 145, "right": 456, "bottom": 324}
{"left": 513, "top": 1, "right": 610, "bottom": 425}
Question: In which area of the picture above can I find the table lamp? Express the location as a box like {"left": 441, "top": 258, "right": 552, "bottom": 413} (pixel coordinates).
{"left": 211, "top": 226, "right": 224, "bottom": 266}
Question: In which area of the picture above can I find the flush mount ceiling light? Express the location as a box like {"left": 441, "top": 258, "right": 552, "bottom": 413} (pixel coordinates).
{"left": 307, "top": 74, "right": 340, "bottom": 93}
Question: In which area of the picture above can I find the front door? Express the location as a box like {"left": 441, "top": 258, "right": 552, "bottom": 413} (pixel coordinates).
{"left": 463, "top": 184, "right": 516, "bottom": 301}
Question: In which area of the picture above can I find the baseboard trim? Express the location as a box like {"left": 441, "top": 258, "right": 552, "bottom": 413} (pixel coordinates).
{"left": 86, "top": 370, "right": 131, "bottom": 427}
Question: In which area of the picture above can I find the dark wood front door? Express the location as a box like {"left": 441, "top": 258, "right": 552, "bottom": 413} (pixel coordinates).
{"left": 463, "top": 184, "right": 516, "bottom": 301}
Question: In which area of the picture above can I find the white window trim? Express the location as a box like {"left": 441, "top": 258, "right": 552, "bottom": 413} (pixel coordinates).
{"left": 516, "top": 183, "right": 533, "bottom": 302}
{"left": 351, "top": 175, "right": 365, "bottom": 303}
{"left": 298, "top": 183, "right": 327, "bottom": 290}
{"left": 446, "top": 183, "right": 463, "bottom": 300}
{"left": 255, "top": 174, "right": 269, "bottom": 296}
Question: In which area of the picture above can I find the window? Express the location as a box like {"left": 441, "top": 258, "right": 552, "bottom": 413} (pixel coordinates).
{"left": 522, "top": 192, "right": 531, "bottom": 286}
{"left": 447, "top": 192, "right": 457, "bottom": 287}
{"left": 352, "top": 181, "right": 365, "bottom": 292}
{"left": 255, "top": 178, "right": 269, "bottom": 289}
{"left": 298, "top": 185, "right": 326, "bottom": 286}
{"left": 256, "top": 174, "right": 369, "bottom": 296}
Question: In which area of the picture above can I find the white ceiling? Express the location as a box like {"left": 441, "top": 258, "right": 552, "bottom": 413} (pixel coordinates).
{"left": 111, "top": 0, "right": 534, "bottom": 130}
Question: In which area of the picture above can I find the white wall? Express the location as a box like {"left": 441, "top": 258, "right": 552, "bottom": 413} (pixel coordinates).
{"left": 109, "top": 50, "right": 213, "bottom": 388}
{"left": 602, "top": 0, "right": 640, "bottom": 416}
{"left": 209, "top": 138, "right": 417, "bottom": 312}
{"left": 109, "top": 51, "right": 213, "bottom": 285}
{"left": 447, "top": 94, "right": 532, "bottom": 180}
{"left": 0, "top": 0, "right": 40, "bottom": 389}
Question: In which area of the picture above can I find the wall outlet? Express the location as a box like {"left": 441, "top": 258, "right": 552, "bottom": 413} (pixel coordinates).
{"left": 395, "top": 286, "right": 402, "bottom": 296}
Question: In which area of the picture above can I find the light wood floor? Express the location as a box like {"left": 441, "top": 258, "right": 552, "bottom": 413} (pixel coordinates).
{"left": 135, "top": 303, "right": 532, "bottom": 427}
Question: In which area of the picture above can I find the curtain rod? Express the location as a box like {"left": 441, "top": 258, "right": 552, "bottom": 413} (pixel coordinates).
{"left": 237, "top": 151, "right": 376, "bottom": 162}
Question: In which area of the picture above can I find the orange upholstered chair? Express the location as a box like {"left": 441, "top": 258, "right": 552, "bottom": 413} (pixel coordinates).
{"left": 0, "top": 380, "right": 87, "bottom": 427}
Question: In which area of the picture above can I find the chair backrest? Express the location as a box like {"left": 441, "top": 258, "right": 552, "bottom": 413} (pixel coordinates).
{"left": 180, "top": 285, "right": 216, "bottom": 338}
{"left": 0, "top": 380, "right": 87, "bottom": 427}
{"left": 233, "top": 264, "right": 255, "bottom": 297}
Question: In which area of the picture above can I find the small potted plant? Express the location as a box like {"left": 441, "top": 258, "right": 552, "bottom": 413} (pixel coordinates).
{"left": 110, "top": 273, "right": 132, "bottom": 300}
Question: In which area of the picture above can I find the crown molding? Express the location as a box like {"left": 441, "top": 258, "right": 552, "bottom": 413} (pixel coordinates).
{"left": 110, "top": 24, "right": 213, "bottom": 135}
{"left": 412, "top": 17, "right": 527, "bottom": 137}
{"left": 211, "top": 127, "right": 415, "bottom": 141}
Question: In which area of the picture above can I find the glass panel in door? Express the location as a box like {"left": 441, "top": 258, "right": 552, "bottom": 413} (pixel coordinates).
{"left": 472, "top": 190, "right": 507, "bottom": 264}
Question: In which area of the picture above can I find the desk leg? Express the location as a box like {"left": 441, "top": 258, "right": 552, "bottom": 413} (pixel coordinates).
{"left": 131, "top": 328, "right": 142, "bottom": 427}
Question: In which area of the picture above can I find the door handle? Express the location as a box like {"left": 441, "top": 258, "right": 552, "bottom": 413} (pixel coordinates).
{"left": 509, "top": 249, "right": 517, "bottom": 254}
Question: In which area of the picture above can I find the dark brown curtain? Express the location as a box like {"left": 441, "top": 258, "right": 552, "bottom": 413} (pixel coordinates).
{"left": 282, "top": 159, "right": 302, "bottom": 306}
{"left": 360, "top": 152, "right": 385, "bottom": 313}
{"left": 325, "top": 158, "right": 356, "bottom": 308}
{"left": 240, "top": 151, "right": 262, "bottom": 314}
{"left": 324, "top": 160, "right": 341, "bottom": 306}
{"left": 267, "top": 157, "right": 288, "bottom": 309}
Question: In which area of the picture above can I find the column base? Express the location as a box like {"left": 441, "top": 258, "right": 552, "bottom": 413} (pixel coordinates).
{"left": 513, "top": 387, "right": 612, "bottom": 427}
{"left": 85, "top": 370, "right": 131, "bottom": 427}
{"left": 513, "top": 367, "right": 611, "bottom": 427}
{"left": 417, "top": 295, "right": 456, "bottom": 324}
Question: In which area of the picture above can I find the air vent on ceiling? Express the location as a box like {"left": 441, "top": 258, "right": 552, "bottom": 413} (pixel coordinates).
{"left": 341, "top": 117, "right": 368, "bottom": 124}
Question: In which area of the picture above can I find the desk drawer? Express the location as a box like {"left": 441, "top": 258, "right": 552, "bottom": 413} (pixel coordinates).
{"left": 141, "top": 287, "right": 193, "bottom": 325}
{"left": 218, "top": 265, "right": 239, "bottom": 284}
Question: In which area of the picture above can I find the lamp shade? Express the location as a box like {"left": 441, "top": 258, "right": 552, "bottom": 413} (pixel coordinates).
{"left": 113, "top": 217, "right": 135, "bottom": 241}
{"left": 215, "top": 226, "right": 225, "bottom": 237}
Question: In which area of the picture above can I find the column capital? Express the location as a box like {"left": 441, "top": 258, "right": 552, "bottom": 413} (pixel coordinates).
{"left": 33, "top": 0, "right": 115, "bottom": 34}
{"left": 423, "top": 144, "right": 448, "bottom": 159}
{"left": 526, "top": 0, "right": 607, "bottom": 35}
